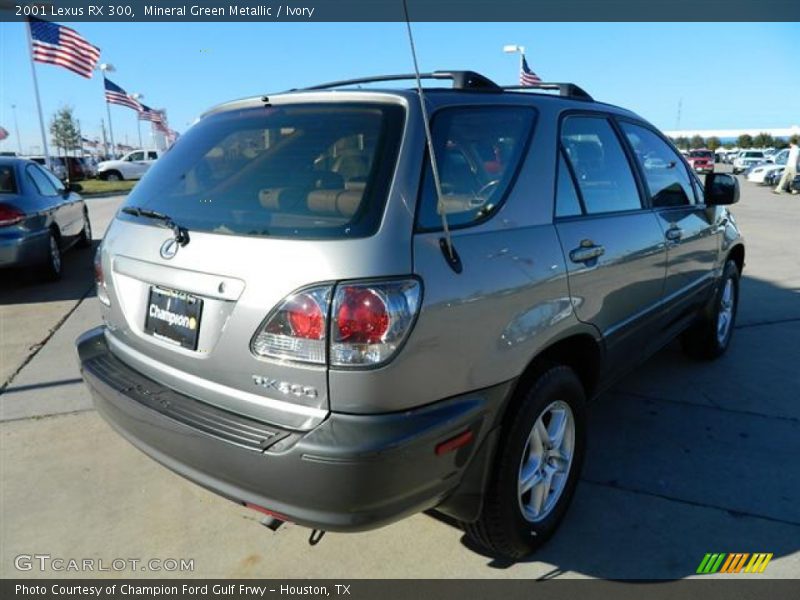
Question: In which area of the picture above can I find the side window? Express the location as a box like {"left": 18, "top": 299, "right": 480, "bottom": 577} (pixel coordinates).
{"left": 128, "top": 151, "right": 144, "bottom": 161}
{"left": 555, "top": 151, "right": 582, "bottom": 218}
{"left": 39, "top": 165, "right": 66, "bottom": 193}
{"left": 26, "top": 165, "right": 59, "bottom": 196}
{"left": 691, "top": 176, "right": 705, "bottom": 205}
{"left": 560, "top": 116, "right": 641, "bottom": 214}
{"left": 620, "top": 122, "right": 694, "bottom": 208}
{"left": 147, "top": 151, "right": 158, "bottom": 160}
{"left": 417, "top": 106, "right": 536, "bottom": 230}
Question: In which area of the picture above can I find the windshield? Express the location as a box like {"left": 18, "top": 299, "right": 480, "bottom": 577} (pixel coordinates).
{"left": 689, "top": 151, "right": 713, "bottom": 158}
{"left": 120, "top": 103, "right": 405, "bottom": 239}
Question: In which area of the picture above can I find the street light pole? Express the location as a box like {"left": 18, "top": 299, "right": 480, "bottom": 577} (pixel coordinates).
{"left": 503, "top": 44, "right": 526, "bottom": 82}
{"left": 11, "top": 104, "right": 23, "bottom": 155}
{"left": 99, "top": 63, "right": 117, "bottom": 158}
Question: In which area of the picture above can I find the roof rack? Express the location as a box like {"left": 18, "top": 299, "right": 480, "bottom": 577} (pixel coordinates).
{"left": 503, "top": 83, "right": 593, "bottom": 101}
{"left": 298, "top": 70, "right": 501, "bottom": 91}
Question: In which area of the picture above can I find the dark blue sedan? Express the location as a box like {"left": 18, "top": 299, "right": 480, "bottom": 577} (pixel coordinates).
{"left": 0, "top": 157, "right": 92, "bottom": 280}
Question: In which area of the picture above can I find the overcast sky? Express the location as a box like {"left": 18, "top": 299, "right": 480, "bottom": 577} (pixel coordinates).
{"left": 1, "top": 21, "right": 798, "bottom": 153}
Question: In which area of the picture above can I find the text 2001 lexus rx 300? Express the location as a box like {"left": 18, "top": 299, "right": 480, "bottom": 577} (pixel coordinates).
{"left": 77, "top": 71, "right": 744, "bottom": 559}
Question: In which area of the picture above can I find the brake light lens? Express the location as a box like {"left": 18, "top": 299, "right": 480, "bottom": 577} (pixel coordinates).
{"left": 331, "top": 279, "right": 421, "bottom": 367}
{"left": 0, "top": 203, "right": 24, "bottom": 227}
{"left": 94, "top": 245, "right": 111, "bottom": 306}
{"left": 251, "top": 286, "right": 331, "bottom": 364}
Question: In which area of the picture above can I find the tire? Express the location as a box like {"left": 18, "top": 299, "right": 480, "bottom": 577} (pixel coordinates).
{"left": 76, "top": 211, "right": 92, "bottom": 248}
{"left": 463, "top": 365, "right": 587, "bottom": 559}
{"left": 40, "top": 229, "right": 63, "bottom": 281}
{"left": 104, "top": 171, "right": 123, "bottom": 182}
{"left": 681, "top": 259, "right": 740, "bottom": 360}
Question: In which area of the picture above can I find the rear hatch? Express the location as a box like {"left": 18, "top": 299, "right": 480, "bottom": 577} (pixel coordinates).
{"left": 99, "top": 96, "right": 408, "bottom": 431}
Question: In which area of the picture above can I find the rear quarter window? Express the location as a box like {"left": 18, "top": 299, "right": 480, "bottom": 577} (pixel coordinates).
{"left": 0, "top": 166, "right": 17, "bottom": 194}
{"left": 416, "top": 106, "right": 536, "bottom": 230}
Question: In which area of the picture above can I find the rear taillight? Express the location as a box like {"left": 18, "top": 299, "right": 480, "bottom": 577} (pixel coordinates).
{"left": 251, "top": 286, "right": 332, "bottom": 364}
{"left": 251, "top": 279, "right": 421, "bottom": 368}
{"left": 0, "top": 203, "right": 24, "bottom": 227}
{"left": 94, "top": 246, "right": 111, "bottom": 306}
{"left": 330, "top": 279, "right": 421, "bottom": 367}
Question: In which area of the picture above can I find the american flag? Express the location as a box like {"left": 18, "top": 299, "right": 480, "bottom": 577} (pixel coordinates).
{"left": 520, "top": 56, "right": 542, "bottom": 87}
{"left": 138, "top": 104, "right": 165, "bottom": 123}
{"left": 104, "top": 78, "right": 142, "bottom": 112}
{"left": 29, "top": 17, "right": 100, "bottom": 79}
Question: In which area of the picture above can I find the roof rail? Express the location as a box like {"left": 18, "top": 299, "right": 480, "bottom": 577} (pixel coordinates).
{"left": 503, "top": 83, "right": 593, "bottom": 101}
{"left": 297, "top": 70, "right": 501, "bottom": 92}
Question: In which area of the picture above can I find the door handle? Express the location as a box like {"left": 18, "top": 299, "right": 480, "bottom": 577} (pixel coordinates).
{"left": 665, "top": 227, "right": 683, "bottom": 242}
{"left": 569, "top": 241, "right": 605, "bottom": 264}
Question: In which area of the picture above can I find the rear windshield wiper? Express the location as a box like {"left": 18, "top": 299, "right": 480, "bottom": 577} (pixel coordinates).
{"left": 121, "top": 206, "right": 190, "bottom": 246}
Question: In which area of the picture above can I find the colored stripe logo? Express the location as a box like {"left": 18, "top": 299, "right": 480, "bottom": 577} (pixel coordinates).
{"left": 696, "top": 553, "right": 773, "bottom": 574}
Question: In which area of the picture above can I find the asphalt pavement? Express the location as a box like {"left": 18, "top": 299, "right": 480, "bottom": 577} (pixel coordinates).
{"left": 1, "top": 175, "right": 798, "bottom": 579}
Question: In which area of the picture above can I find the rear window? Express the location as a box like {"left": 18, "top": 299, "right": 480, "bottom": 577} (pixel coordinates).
{"left": 120, "top": 103, "right": 405, "bottom": 239}
{"left": 0, "top": 166, "right": 17, "bottom": 194}
{"left": 689, "top": 150, "right": 713, "bottom": 159}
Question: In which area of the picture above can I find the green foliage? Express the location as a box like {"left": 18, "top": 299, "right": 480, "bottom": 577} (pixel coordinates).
{"left": 49, "top": 106, "right": 80, "bottom": 155}
{"left": 752, "top": 132, "right": 775, "bottom": 148}
{"left": 789, "top": 133, "right": 800, "bottom": 146}
{"left": 706, "top": 136, "right": 722, "bottom": 151}
{"left": 690, "top": 135, "right": 705, "bottom": 149}
{"left": 674, "top": 136, "right": 690, "bottom": 150}
{"left": 737, "top": 134, "right": 753, "bottom": 149}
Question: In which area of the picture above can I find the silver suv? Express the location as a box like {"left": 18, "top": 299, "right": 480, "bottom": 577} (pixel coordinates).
{"left": 77, "top": 71, "right": 744, "bottom": 559}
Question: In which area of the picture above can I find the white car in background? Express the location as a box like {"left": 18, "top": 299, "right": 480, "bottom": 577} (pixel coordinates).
{"left": 732, "top": 150, "right": 766, "bottom": 174}
{"left": 97, "top": 149, "right": 161, "bottom": 181}
{"left": 746, "top": 149, "right": 789, "bottom": 183}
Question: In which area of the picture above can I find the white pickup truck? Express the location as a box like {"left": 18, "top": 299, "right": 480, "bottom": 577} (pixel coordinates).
{"left": 97, "top": 149, "right": 161, "bottom": 181}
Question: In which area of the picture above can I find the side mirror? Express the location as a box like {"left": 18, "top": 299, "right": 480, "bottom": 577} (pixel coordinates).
{"left": 704, "top": 172, "right": 739, "bottom": 205}
{"left": 68, "top": 182, "right": 83, "bottom": 193}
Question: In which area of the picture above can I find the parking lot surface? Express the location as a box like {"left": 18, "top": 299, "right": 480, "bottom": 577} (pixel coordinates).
{"left": 1, "top": 176, "right": 798, "bottom": 579}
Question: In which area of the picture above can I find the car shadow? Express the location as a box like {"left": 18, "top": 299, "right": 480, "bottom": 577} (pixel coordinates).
{"left": 0, "top": 240, "right": 100, "bottom": 306}
{"left": 428, "top": 274, "right": 800, "bottom": 579}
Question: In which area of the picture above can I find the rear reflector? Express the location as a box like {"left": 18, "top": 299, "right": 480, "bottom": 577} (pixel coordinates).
{"left": 435, "top": 430, "right": 474, "bottom": 455}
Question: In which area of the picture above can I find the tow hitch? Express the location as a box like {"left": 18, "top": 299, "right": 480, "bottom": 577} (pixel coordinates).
{"left": 308, "top": 529, "right": 326, "bottom": 546}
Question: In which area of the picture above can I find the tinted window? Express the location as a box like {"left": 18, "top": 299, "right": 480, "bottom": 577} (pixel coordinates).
{"left": 555, "top": 152, "right": 582, "bottom": 218}
{"left": 560, "top": 116, "right": 641, "bottom": 214}
{"left": 0, "top": 166, "right": 17, "bottom": 194}
{"left": 147, "top": 151, "right": 158, "bottom": 160}
{"left": 621, "top": 122, "right": 694, "bottom": 207}
{"left": 120, "top": 104, "right": 405, "bottom": 239}
{"left": 27, "top": 165, "right": 59, "bottom": 196}
{"left": 417, "top": 107, "right": 535, "bottom": 230}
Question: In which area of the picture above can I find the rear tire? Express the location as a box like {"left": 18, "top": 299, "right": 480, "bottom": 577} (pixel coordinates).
{"left": 103, "top": 171, "right": 123, "bottom": 182}
{"left": 463, "top": 365, "right": 586, "bottom": 560}
{"left": 681, "top": 259, "right": 740, "bottom": 360}
{"left": 76, "top": 211, "right": 92, "bottom": 248}
{"left": 40, "top": 229, "right": 63, "bottom": 282}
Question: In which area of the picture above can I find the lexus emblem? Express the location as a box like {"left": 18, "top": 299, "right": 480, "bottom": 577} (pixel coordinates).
{"left": 160, "top": 238, "right": 179, "bottom": 260}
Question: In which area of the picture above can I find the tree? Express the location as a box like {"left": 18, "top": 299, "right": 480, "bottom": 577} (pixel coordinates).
{"left": 737, "top": 134, "right": 753, "bottom": 149}
{"left": 752, "top": 132, "right": 774, "bottom": 148}
{"left": 789, "top": 133, "right": 800, "bottom": 146}
{"left": 674, "top": 136, "right": 690, "bottom": 150}
{"left": 49, "top": 106, "right": 80, "bottom": 156}
{"left": 774, "top": 138, "right": 789, "bottom": 150}
{"left": 690, "top": 135, "right": 705, "bottom": 149}
{"left": 706, "top": 136, "right": 721, "bottom": 151}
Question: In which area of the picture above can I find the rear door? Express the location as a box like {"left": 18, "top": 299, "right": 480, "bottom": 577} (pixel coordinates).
{"left": 618, "top": 121, "right": 719, "bottom": 307}
{"left": 100, "top": 101, "right": 407, "bottom": 431}
{"left": 554, "top": 114, "right": 666, "bottom": 374}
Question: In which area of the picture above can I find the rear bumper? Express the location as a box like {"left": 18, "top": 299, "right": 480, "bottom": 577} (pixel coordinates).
{"left": 77, "top": 327, "right": 509, "bottom": 531}
{"left": 0, "top": 229, "right": 48, "bottom": 268}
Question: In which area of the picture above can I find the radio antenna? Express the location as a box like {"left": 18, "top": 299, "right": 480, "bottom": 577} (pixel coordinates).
{"left": 401, "top": 0, "right": 455, "bottom": 264}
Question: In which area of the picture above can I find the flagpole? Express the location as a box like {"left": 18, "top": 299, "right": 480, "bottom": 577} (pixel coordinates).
{"left": 25, "top": 21, "right": 50, "bottom": 164}
{"left": 100, "top": 68, "right": 117, "bottom": 158}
